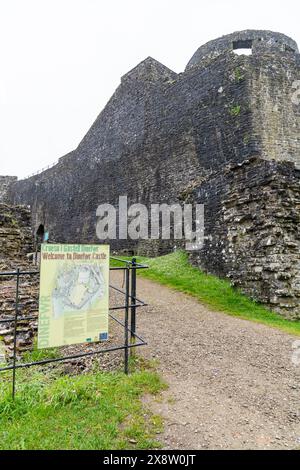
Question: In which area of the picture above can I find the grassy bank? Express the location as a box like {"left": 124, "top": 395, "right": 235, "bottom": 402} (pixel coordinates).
{"left": 112, "top": 251, "right": 300, "bottom": 336}
{"left": 0, "top": 359, "right": 165, "bottom": 450}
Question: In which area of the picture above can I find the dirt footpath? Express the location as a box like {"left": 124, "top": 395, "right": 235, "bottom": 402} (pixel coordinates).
{"left": 111, "top": 272, "right": 300, "bottom": 450}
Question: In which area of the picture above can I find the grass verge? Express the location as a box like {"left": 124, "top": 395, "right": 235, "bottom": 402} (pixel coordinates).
{"left": 111, "top": 251, "right": 300, "bottom": 336}
{"left": 0, "top": 356, "right": 166, "bottom": 450}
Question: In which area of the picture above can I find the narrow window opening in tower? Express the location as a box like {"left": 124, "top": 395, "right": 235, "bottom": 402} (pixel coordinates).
{"left": 285, "top": 45, "right": 295, "bottom": 53}
{"left": 233, "top": 48, "right": 252, "bottom": 56}
{"left": 232, "top": 39, "right": 253, "bottom": 56}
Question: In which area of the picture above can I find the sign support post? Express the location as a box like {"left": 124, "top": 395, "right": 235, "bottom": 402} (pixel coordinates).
{"left": 12, "top": 268, "right": 20, "bottom": 399}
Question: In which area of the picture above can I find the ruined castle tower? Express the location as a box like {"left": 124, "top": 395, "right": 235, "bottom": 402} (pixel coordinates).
{"left": 4, "top": 30, "right": 300, "bottom": 318}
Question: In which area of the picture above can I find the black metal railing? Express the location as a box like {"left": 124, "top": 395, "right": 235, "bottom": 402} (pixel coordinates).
{"left": 0, "top": 257, "right": 148, "bottom": 398}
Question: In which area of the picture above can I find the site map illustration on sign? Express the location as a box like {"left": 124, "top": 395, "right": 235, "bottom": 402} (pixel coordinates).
{"left": 38, "top": 244, "right": 109, "bottom": 349}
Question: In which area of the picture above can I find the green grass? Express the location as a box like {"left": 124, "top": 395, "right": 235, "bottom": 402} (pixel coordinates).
{"left": 229, "top": 104, "right": 242, "bottom": 116}
{"left": 112, "top": 251, "right": 300, "bottom": 336}
{"left": 0, "top": 357, "right": 166, "bottom": 450}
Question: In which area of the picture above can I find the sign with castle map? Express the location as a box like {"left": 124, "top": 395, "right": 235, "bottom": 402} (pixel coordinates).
{"left": 37, "top": 244, "right": 109, "bottom": 349}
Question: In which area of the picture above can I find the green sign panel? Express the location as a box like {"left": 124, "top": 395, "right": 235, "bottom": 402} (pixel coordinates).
{"left": 38, "top": 244, "right": 109, "bottom": 348}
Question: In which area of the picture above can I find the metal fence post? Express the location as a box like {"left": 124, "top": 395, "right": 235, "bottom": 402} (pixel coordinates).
{"left": 12, "top": 268, "right": 20, "bottom": 399}
{"left": 130, "top": 257, "right": 137, "bottom": 354}
{"left": 124, "top": 266, "right": 130, "bottom": 375}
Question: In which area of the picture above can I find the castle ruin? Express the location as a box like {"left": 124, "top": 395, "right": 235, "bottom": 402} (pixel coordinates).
{"left": 1, "top": 30, "right": 300, "bottom": 318}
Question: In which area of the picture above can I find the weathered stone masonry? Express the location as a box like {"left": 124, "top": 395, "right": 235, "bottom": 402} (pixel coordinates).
{"left": 0, "top": 203, "right": 38, "bottom": 358}
{"left": 0, "top": 176, "right": 17, "bottom": 203}
{"left": 188, "top": 158, "right": 300, "bottom": 319}
{"left": 4, "top": 30, "right": 300, "bottom": 318}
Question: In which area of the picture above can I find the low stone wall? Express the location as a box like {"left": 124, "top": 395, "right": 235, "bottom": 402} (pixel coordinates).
{"left": 0, "top": 204, "right": 38, "bottom": 360}
{"left": 0, "top": 277, "right": 38, "bottom": 359}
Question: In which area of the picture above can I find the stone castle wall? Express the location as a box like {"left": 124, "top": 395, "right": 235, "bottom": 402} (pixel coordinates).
{"left": 7, "top": 50, "right": 262, "bottom": 244}
{"left": 5, "top": 30, "right": 300, "bottom": 318}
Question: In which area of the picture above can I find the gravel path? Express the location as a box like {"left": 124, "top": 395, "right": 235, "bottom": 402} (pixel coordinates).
{"left": 111, "top": 272, "right": 300, "bottom": 450}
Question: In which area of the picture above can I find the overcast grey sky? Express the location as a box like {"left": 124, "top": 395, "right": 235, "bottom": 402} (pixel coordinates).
{"left": 0, "top": 0, "right": 299, "bottom": 178}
